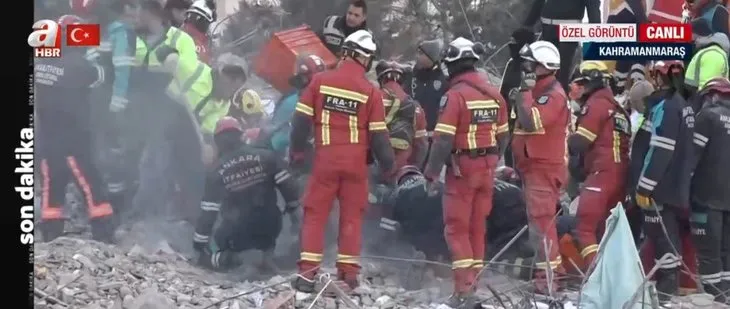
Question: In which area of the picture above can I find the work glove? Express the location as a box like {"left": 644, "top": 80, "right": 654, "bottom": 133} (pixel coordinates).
{"left": 635, "top": 193, "right": 654, "bottom": 209}
{"left": 519, "top": 72, "right": 537, "bottom": 90}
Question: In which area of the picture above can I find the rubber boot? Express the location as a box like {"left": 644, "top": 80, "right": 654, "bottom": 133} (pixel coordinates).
{"left": 40, "top": 220, "right": 65, "bottom": 242}
{"left": 90, "top": 215, "right": 116, "bottom": 244}
{"left": 337, "top": 271, "right": 359, "bottom": 291}
{"left": 444, "top": 291, "right": 475, "bottom": 309}
{"left": 291, "top": 274, "right": 316, "bottom": 293}
{"left": 654, "top": 269, "right": 679, "bottom": 303}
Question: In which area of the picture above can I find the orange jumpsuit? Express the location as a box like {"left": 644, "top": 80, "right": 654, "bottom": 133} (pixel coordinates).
{"left": 424, "top": 71, "right": 509, "bottom": 293}
{"left": 511, "top": 75, "right": 570, "bottom": 277}
{"left": 570, "top": 87, "right": 631, "bottom": 268}
{"left": 290, "top": 60, "right": 394, "bottom": 282}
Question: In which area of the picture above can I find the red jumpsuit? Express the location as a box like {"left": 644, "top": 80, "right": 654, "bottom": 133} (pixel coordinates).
{"left": 571, "top": 88, "right": 631, "bottom": 268}
{"left": 182, "top": 23, "right": 211, "bottom": 64}
{"left": 382, "top": 80, "right": 428, "bottom": 170}
{"left": 424, "top": 71, "right": 509, "bottom": 293}
{"left": 291, "top": 60, "right": 392, "bottom": 281}
{"left": 511, "top": 75, "right": 570, "bottom": 277}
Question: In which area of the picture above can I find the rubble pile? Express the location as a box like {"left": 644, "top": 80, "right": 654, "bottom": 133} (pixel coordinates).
{"left": 32, "top": 235, "right": 458, "bottom": 309}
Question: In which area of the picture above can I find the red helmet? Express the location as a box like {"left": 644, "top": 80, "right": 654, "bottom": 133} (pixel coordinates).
{"left": 214, "top": 116, "right": 243, "bottom": 135}
{"left": 243, "top": 127, "right": 261, "bottom": 140}
{"left": 289, "top": 55, "right": 326, "bottom": 88}
{"left": 701, "top": 77, "right": 730, "bottom": 95}
{"left": 651, "top": 60, "right": 684, "bottom": 77}
{"left": 294, "top": 54, "right": 326, "bottom": 77}
{"left": 69, "top": 0, "right": 98, "bottom": 17}
{"left": 57, "top": 14, "right": 84, "bottom": 26}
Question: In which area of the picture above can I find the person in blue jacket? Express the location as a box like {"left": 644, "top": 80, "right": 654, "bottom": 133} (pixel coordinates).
{"left": 268, "top": 54, "right": 327, "bottom": 155}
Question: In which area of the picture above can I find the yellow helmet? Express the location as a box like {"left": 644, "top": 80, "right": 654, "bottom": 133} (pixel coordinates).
{"left": 234, "top": 88, "right": 263, "bottom": 115}
{"left": 574, "top": 60, "right": 612, "bottom": 83}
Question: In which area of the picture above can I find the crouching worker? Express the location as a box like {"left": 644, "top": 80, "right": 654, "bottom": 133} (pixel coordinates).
{"left": 193, "top": 117, "right": 301, "bottom": 271}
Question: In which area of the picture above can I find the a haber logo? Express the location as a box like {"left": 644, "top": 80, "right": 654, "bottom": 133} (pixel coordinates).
{"left": 28, "top": 20, "right": 101, "bottom": 58}
{"left": 28, "top": 19, "right": 62, "bottom": 58}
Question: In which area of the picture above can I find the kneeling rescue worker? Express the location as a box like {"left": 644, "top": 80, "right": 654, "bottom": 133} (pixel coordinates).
{"left": 509, "top": 40, "right": 570, "bottom": 294}
{"left": 193, "top": 117, "right": 300, "bottom": 271}
{"left": 35, "top": 15, "right": 116, "bottom": 243}
{"left": 689, "top": 77, "right": 730, "bottom": 304}
{"left": 629, "top": 60, "right": 695, "bottom": 302}
{"left": 568, "top": 60, "right": 631, "bottom": 270}
{"left": 289, "top": 30, "right": 395, "bottom": 292}
{"left": 375, "top": 60, "right": 428, "bottom": 171}
{"left": 423, "top": 37, "right": 509, "bottom": 308}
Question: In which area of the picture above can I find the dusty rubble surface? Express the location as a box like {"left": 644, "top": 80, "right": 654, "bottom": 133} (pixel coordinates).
{"left": 33, "top": 235, "right": 458, "bottom": 309}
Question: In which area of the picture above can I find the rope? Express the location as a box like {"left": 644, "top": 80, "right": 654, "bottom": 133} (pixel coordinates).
{"left": 200, "top": 265, "right": 320, "bottom": 309}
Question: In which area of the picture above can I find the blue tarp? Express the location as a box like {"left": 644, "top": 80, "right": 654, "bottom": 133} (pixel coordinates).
{"left": 580, "top": 203, "right": 651, "bottom": 309}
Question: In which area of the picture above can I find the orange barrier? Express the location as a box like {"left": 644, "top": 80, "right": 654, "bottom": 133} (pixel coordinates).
{"left": 253, "top": 26, "right": 337, "bottom": 94}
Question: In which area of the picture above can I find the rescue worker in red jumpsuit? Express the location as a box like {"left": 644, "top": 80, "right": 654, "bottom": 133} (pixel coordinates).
{"left": 375, "top": 61, "right": 429, "bottom": 171}
{"left": 509, "top": 40, "right": 570, "bottom": 294}
{"left": 567, "top": 61, "right": 631, "bottom": 270}
{"left": 423, "top": 37, "right": 509, "bottom": 308}
{"left": 289, "top": 30, "right": 395, "bottom": 292}
{"left": 181, "top": 0, "right": 214, "bottom": 64}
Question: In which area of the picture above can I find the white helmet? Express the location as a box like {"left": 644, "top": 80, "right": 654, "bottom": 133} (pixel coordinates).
{"left": 519, "top": 40, "right": 560, "bottom": 70}
{"left": 186, "top": 0, "right": 214, "bottom": 23}
{"left": 442, "top": 37, "right": 484, "bottom": 63}
{"left": 342, "top": 30, "right": 377, "bottom": 57}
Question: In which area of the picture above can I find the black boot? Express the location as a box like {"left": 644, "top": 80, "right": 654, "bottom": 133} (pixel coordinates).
{"left": 444, "top": 292, "right": 475, "bottom": 309}
{"left": 40, "top": 220, "right": 65, "bottom": 242}
{"left": 90, "top": 216, "right": 116, "bottom": 243}
{"left": 654, "top": 269, "right": 679, "bottom": 303}
{"left": 291, "top": 274, "right": 316, "bottom": 293}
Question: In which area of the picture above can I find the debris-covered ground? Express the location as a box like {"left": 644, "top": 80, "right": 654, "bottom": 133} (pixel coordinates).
{"left": 34, "top": 220, "right": 730, "bottom": 309}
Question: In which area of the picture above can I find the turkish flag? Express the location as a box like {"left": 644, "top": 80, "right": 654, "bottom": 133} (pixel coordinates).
{"left": 66, "top": 24, "right": 101, "bottom": 47}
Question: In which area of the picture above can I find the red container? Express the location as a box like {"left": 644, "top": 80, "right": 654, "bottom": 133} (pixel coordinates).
{"left": 253, "top": 25, "right": 337, "bottom": 94}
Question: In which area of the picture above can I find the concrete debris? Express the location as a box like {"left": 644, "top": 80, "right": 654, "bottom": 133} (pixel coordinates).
{"left": 35, "top": 235, "right": 730, "bottom": 309}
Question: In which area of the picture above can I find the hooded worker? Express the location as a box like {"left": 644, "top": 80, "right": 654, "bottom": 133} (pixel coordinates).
{"left": 289, "top": 29, "right": 395, "bottom": 292}
{"left": 568, "top": 60, "right": 631, "bottom": 270}
{"left": 509, "top": 40, "right": 571, "bottom": 294}
{"left": 628, "top": 79, "right": 655, "bottom": 134}
{"left": 193, "top": 117, "right": 300, "bottom": 272}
